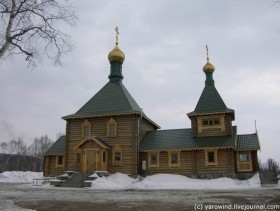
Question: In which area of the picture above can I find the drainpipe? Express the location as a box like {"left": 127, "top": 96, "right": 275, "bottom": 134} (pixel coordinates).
{"left": 137, "top": 109, "right": 143, "bottom": 174}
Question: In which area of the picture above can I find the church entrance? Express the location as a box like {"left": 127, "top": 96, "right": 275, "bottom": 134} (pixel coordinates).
{"left": 84, "top": 149, "right": 98, "bottom": 173}
{"left": 76, "top": 138, "right": 109, "bottom": 173}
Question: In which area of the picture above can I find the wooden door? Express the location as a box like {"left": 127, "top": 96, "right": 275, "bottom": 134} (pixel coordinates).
{"left": 86, "top": 150, "right": 96, "bottom": 173}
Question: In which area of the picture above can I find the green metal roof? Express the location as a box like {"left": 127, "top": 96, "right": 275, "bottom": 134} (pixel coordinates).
{"left": 195, "top": 84, "right": 227, "bottom": 112}
{"left": 62, "top": 80, "right": 160, "bottom": 128}
{"left": 63, "top": 80, "right": 142, "bottom": 118}
{"left": 237, "top": 133, "right": 260, "bottom": 150}
{"left": 44, "top": 136, "right": 65, "bottom": 155}
{"left": 140, "top": 126, "right": 238, "bottom": 151}
{"left": 188, "top": 75, "right": 234, "bottom": 118}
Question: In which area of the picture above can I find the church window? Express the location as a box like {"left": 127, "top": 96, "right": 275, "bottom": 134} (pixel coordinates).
{"left": 113, "top": 145, "right": 122, "bottom": 165}
{"left": 148, "top": 151, "right": 159, "bottom": 168}
{"left": 107, "top": 118, "right": 117, "bottom": 138}
{"left": 202, "top": 119, "right": 220, "bottom": 126}
{"left": 208, "top": 152, "right": 215, "bottom": 162}
{"left": 205, "top": 149, "right": 218, "bottom": 166}
{"left": 168, "top": 151, "right": 180, "bottom": 167}
{"left": 82, "top": 120, "right": 91, "bottom": 138}
{"left": 239, "top": 151, "right": 249, "bottom": 162}
{"left": 56, "top": 155, "right": 64, "bottom": 168}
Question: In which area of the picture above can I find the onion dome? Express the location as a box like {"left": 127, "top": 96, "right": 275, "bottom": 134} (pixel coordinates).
{"left": 108, "top": 44, "right": 125, "bottom": 62}
{"left": 203, "top": 58, "right": 215, "bottom": 73}
{"left": 108, "top": 27, "right": 125, "bottom": 63}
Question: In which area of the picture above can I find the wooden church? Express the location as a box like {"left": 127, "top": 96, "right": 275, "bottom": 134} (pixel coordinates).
{"left": 43, "top": 29, "right": 260, "bottom": 179}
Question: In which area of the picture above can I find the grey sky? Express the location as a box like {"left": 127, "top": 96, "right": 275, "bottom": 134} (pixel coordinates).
{"left": 0, "top": 0, "right": 280, "bottom": 162}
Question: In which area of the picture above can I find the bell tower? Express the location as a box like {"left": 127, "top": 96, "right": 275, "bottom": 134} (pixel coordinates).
{"left": 187, "top": 46, "right": 235, "bottom": 137}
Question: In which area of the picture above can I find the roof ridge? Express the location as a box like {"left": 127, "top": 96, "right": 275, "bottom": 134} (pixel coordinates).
{"left": 75, "top": 81, "right": 111, "bottom": 115}
{"left": 119, "top": 82, "right": 141, "bottom": 111}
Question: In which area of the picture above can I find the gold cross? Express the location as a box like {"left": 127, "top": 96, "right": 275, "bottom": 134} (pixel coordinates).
{"left": 206, "top": 45, "right": 209, "bottom": 60}
{"left": 115, "top": 27, "right": 119, "bottom": 45}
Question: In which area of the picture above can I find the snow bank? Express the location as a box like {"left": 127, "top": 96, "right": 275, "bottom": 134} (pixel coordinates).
{"left": 133, "top": 173, "right": 261, "bottom": 189}
{"left": 0, "top": 171, "right": 271, "bottom": 190}
{"left": 88, "top": 172, "right": 263, "bottom": 190}
{"left": 90, "top": 172, "right": 138, "bottom": 189}
{"left": 0, "top": 171, "right": 43, "bottom": 183}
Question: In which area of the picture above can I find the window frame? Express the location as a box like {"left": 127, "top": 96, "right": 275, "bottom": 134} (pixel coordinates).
{"left": 107, "top": 118, "right": 117, "bottom": 138}
{"left": 239, "top": 151, "right": 249, "bottom": 162}
{"left": 112, "top": 145, "right": 122, "bottom": 166}
{"left": 205, "top": 149, "right": 218, "bottom": 166}
{"left": 148, "top": 151, "right": 159, "bottom": 168}
{"left": 202, "top": 118, "right": 220, "bottom": 127}
{"left": 56, "top": 155, "right": 64, "bottom": 168}
{"left": 82, "top": 120, "right": 91, "bottom": 138}
{"left": 168, "top": 151, "right": 180, "bottom": 167}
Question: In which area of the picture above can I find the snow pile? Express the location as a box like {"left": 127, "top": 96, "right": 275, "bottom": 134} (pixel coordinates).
{"left": 88, "top": 172, "right": 263, "bottom": 190}
{"left": 133, "top": 173, "right": 261, "bottom": 189}
{"left": 0, "top": 171, "right": 272, "bottom": 190}
{"left": 0, "top": 171, "right": 43, "bottom": 183}
{"left": 90, "top": 172, "right": 138, "bottom": 189}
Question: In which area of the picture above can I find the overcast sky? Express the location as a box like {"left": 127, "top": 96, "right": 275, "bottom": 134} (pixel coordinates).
{"left": 1, "top": 0, "right": 280, "bottom": 162}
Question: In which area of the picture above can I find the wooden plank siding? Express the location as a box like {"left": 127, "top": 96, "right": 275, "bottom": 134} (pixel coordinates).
{"left": 190, "top": 114, "right": 233, "bottom": 137}
{"left": 43, "top": 155, "right": 64, "bottom": 177}
{"left": 140, "top": 151, "right": 193, "bottom": 175}
{"left": 196, "top": 149, "right": 234, "bottom": 173}
{"left": 251, "top": 150, "right": 259, "bottom": 172}
{"left": 140, "top": 149, "right": 234, "bottom": 176}
{"left": 65, "top": 115, "right": 142, "bottom": 175}
{"left": 139, "top": 118, "right": 157, "bottom": 140}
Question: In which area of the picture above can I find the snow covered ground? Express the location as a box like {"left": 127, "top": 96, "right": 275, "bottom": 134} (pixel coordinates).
{"left": 1, "top": 171, "right": 278, "bottom": 190}
{"left": 88, "top": 172, "right": 264, "bottom": 190}
{"left": 0, "top": 171, "right": 279, "bottom": 210}
{"left": 0, "top": 171, "right": 43, "bottom": 183}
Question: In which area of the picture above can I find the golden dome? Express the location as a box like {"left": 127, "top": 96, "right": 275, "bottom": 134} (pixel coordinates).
{"left": 108, "top": 44, "right": 125, "bottom": 62}
{"left": 203, "top": 59, "right": 215, "bottom": 73}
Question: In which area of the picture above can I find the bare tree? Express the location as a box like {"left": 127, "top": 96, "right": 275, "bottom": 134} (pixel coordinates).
{"left": 29, "top": 135, "right": 53, "bottom": 171}
{"left": 0, "top": 0, "right": 77, "bottom": 66}
{"left": 1, "top": 139, "right": 16, "bottom": 171}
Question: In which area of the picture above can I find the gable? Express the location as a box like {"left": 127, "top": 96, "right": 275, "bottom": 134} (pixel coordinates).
{"left": 75, "top": 137, "right": 111, "bottom": 150}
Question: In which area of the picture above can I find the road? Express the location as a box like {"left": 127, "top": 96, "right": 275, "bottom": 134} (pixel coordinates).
{"left": 0, "top": 183, "right": 280, "bottom": 211}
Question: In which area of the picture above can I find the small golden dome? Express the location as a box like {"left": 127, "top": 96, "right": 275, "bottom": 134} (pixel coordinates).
{"left": 203, "top": 59, "right": 215, "bottom": 73}
{"left": 108, "top": 44, "right": 125, "bottom": 62}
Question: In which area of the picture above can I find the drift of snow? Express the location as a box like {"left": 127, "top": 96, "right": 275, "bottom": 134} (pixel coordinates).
{"left": 0, "top": 171, "right": 278, "bottom": 190}
{"left": 0, "top": 171, "right": 43, "bottom": 183}
{"left": 89, "top": 172, "right": 138, "bottom": 189}
{"left": 88, "top": 172, "right": 267, "bottom": 190}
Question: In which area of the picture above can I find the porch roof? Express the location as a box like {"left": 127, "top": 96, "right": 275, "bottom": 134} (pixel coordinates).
{"left": 236, "top": 133, "right": 260, "bottom": 150}
{"left": 44, "top": 136, "right": 65, "bottom": 155}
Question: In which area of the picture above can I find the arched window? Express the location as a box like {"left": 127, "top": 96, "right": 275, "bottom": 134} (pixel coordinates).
{"left": 107, "top": 118, "right": 117, "bottom": 138}
{"left": 82, "top": 120, "right": 91, "bottom": 138}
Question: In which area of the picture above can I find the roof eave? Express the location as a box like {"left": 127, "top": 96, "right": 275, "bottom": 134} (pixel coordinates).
{"left": 187, "top": 109, "right": 235, "bottom": 118}
{"left": 62, "top": 111, "right": 161, "bottom": 129}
